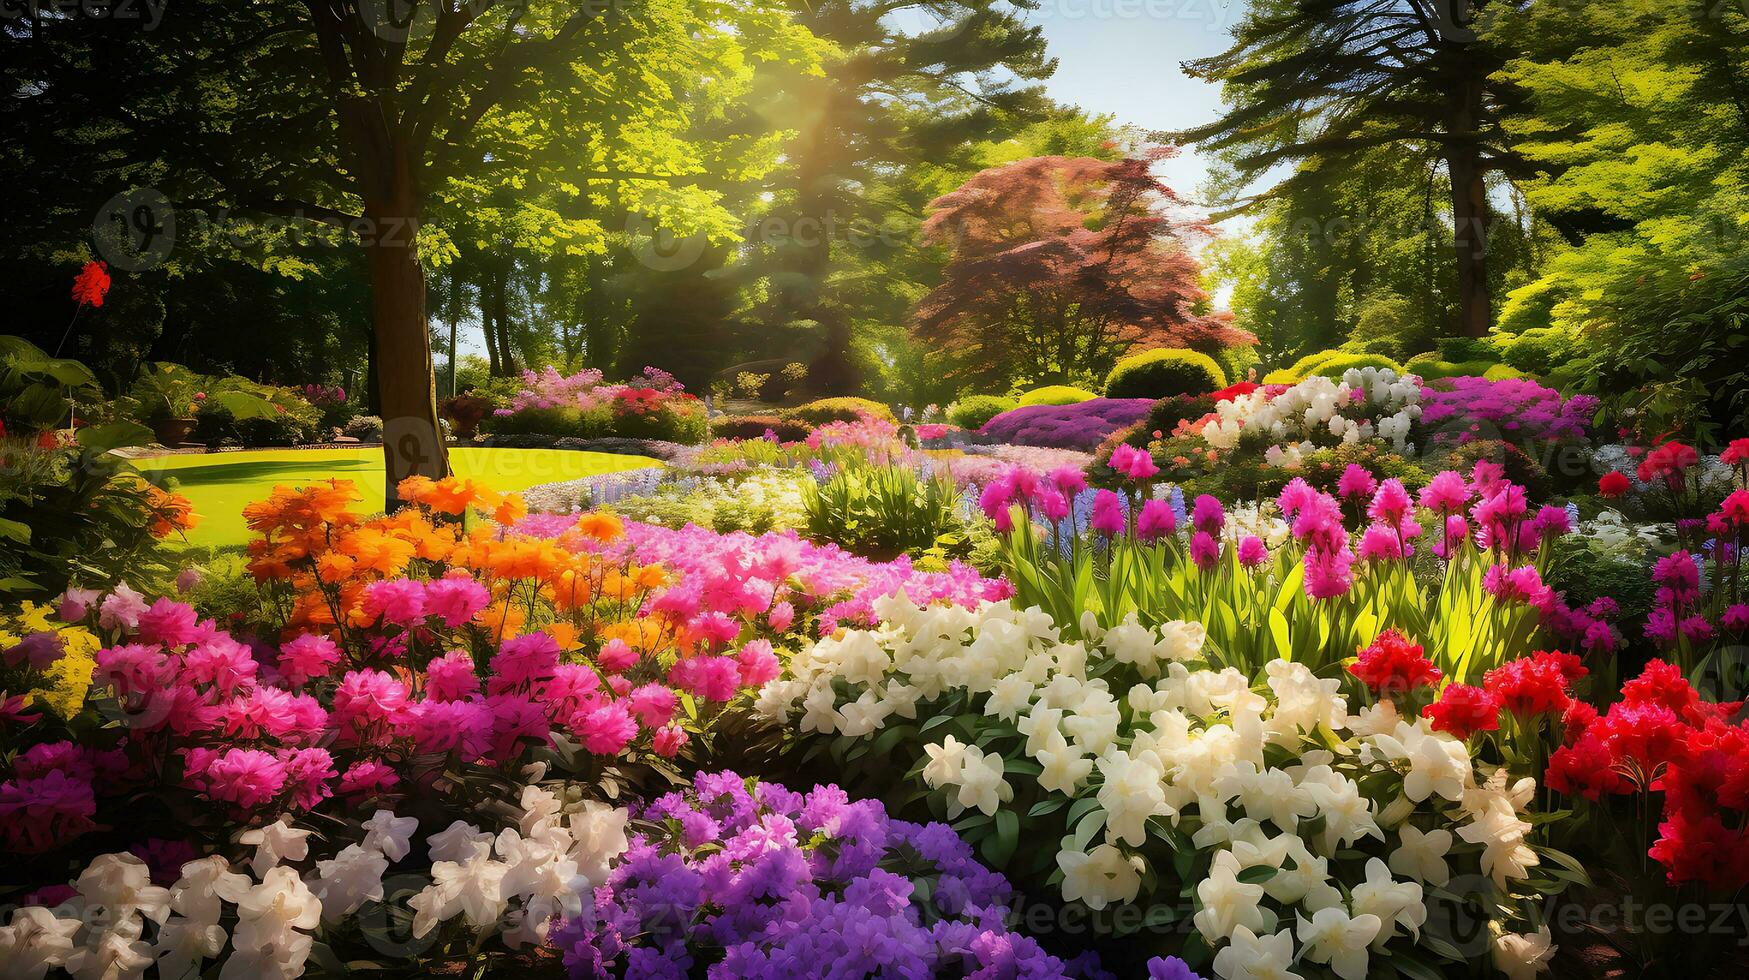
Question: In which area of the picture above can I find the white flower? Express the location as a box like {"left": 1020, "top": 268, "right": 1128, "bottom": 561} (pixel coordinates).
{"left": 984, "top": 675, "right": 1035, "bottom": 722}
{"left": 1057, "top": 844, "right": 1141, "bottom": 911}
{"left": 921, "top": 735, "right": 968, "bottom": 788}
{"left": 1211, "top": 926, "right": 1303, "bottom": 980}
{"left": 1301, "top": 773, "right": 1382, "bottom": 854}
{"left": 1349, "top": 859, "right": 1425, "bottom": 948}
{"left": 237, "top": 820, "right": 312, "bottom": 877}
{"left": 1194, "top": 851, "right": 1268, "bottom": 942}
{"left": 1389, "top": 824, "right": 1453, "bottom": 885}
{"left": 0, "top": 907, "right": 81, "bottom": 980}
{"left": 166, "top": 857, "right": 248, "bottom": 928}
{"left": 410, "top": 854, "right": 508, "bottom": 938}
{"left": 1491, "top": 924, "right": 1557, "bottom": 979}
{"left": 152, "top": 917, "right": 227, "bottom": 980}
{"left": 1296, "top": 907, "right": 1382, "bottom": 980}
{"left": 566, "top": 803, "right": 630, "bottom": 885}
{"left": 1369, "top": 724, "right": 1471, "bottom": 803}
{"left": 427, "top": 820, "right": 495, "bottom": 863}
{"left": 75, "top": 853, "right": 172, "bottom": 926}
{"left": 1096, "top": 750, "right": 1171, "bottom": 846}
{"left": 517, "top": 786, "right": 563, "bottom": 837}
{"left": 836, "top": 689, "right": 895, "bottom": 736}
{"left": 1035, "top": 741, "right": 1093, "bottom": 795}
{"left": 953, "top": 745, "right": 1011, "bottom": 817}
{"left": 65, "top": 928, "right": 154, "bottom": 980}
{"left": 361, "top": 810, "right": 419, "bottom": 862}
{"left": 311, "top": 844, "right": 389, "bottom": 923}
{"left": 230, "top": 867, "right": 321, "bottom": 955}
{"left": 798, "top": 683, "right": 841, "bottom": 734}
{"left": 1458, "top": 806, "right": 1539, "bottom": 886}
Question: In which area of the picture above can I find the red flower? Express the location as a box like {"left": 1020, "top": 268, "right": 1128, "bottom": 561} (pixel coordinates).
{"left": 1424, "top": 683, "right": 1501, "bottom": 739}
{"left": 1636, "top": 441, "right": 1699, "bottom": 485}
{"left": 1484, "top": 654, "right": 1573, "bottom": 719}
{"left": 1620, "top": 659, "right": 1700, "bottom": 718}
{"left": 1545, "top": 737, "right": 1627, "bottom": 801}
{"left": 1211, "top": 381, "right": 1260, "bottom": 402}
{"left": 1597, "top": 470, "right": 1631, "bottom": 498}
{"left": 1348, "top": 630, "right": 1441, "bottom": 698}
{"left": 1722, "top": 438, "right": 1749, "bottom": 467}
{"left": 71, "top": 261, "right": 111, "bottom": 309}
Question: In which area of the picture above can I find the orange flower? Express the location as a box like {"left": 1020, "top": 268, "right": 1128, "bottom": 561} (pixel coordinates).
{"left": 338, "top": 528, "right": 415, "bottom": 577}
{"left": 575, "top": 512, "right": 624, "bottom": 542}
{"left": 493, "top": 494, "right": 528, "bottom": 527}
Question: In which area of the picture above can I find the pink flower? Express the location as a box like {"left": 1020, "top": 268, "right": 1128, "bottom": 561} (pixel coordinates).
{"left": 1136, "top": 499, "right": 1177, "bottom": 542}
{"left": 1367, "top": 479, "right": 1412, "bottom": 526}
{"left": 1035, "top": 487, "right": 1070, "bottom": 523}
{"left": 1418, "top": 470, "right": 1470, "bottom": 513}
{"left": 597, "top": 638, "right": 638, "bottom": 673}
{"left": 277, "top": 634, "right": 340, "bottom": 686}
{"left": 338, "top": 761, "right": 398, "bottom": 799}
{"left": 189, "top": 748, "right": 288, "bottom": 811}
{"left": 1090, "top": 490, "right": 1126, "bottom": 537}
{"left": 1110, "top": 444, "right": 1159, "bottom": 482}
{"left": 277, "top": 747, "right": 337, "bottom": 811}
{"left": 767, "top": 601, "right": 796, "bottom": 634}
{"left": 489, "top": 632, "right": 561, "bottom": 690}
{"left": 1049, "top": 465, "right": 1088, "bottom": 498}
{"left": 0, "top": 771, "right": 97, "bottom": 853}
{"left": 98, "top": 583, "right": 149, "bottom": 631}
{"left": 423, "top": 574, "right": 490, "bottom": 628}
{"left": 626, "top": 684, "right": 678, "bottom": 728}
{"left": 652, "top": 724, "right": 690, "bottom": 758}
{"left": 331, "top": 669, "right": 410, "bottom": 739}
{"left": 1358, "top": 525, "right": 1405, "bottom": 562}
{"left": 1337, "top": 464, "right": 1377, "bottom": 499}
{"left": 1191, "top": 495, "right": 1224, "bottom": 536}
{"left": 362, "top": 578, "right": 426, "bottom": 627}
{"left": 735, "top": 639, "right": 781, "bottom": 686}
{"left": 1304, "top": 544, "right": 1355, "bottom": 599}
{"left": 56, "top": 587, "right": 100, "bottom": 623}
{"left": 577, "top": 703, "right": 637, "bottom": 755}
{"left": 1190, "top": 531, "right": 1220, "bottom": 570}
{"left": 174, "top": 567, "right": 203, "bottom": 594}
{"left": 1237, "top": 535, "right": 1268, "bottom": 568}
{"left": 487, "top": 693, "right": 551, "bottom": 761}
{"left": 673, "top": 656, "right": 742, "bottom": 702}
{"left": 425, "top": 649, "right": 482, "bottom": 702}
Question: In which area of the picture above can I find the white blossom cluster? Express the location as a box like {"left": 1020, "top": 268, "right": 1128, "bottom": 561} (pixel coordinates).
{"left": 0, "top": 782, "right": 628, "bottom": 980}
{"left": 1200, "top": 368, "right": 1423, "bottom": 468}
{"left": 761, "top": 594, "right": 1554, "bottom": 980}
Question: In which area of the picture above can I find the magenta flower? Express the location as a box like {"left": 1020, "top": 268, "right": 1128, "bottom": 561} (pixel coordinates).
{"left": 1191, "top": 494, "right": 1225, "bottom": 536}
{"left": 1190, "top": 531, "right": 1220, "bottom": 570}
{"left": 1418, "top": 470, "right": 1471, "bottom": 513}
{"left": 1237, "top": 535, "right": 1269, "bottom": 567}
{"left": 1136, "top": 499, "right": 1177, "bottom": 541}
{"left": 1337, "top": 464, "right": 1377, "bottom": 499}
{"left": 1090, "top": 490, "right": 1126, "bottom": 537}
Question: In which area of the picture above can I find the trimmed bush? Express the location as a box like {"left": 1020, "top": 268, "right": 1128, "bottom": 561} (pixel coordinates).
{"left": 712, "top": 414, "right": 811, "bottom": 441}
{"left": 788, "top": 396, "right": 895, "bottom": 425}
{"left": 1016, "top": 385, "right": 1097, "bottom": 407}
{"left": 945, "top": 394, "right": 1017, "bottom": 430}
{"left": 1407, "top": 356, "right": 1499, "bottom": 381}
{"left": 1436, "top": 336, "right": 1500, "bottom": 362}
{"left": 1482, "top": 363, "right": 1528, "bottom": 381}
{"left": 980, "top": 397, "right": 1153, "bottom": 451}
{"left": 1302, "top": 352, "right": 1404, "bottom": 379}
{"left": 484, "top": 405, "right": 601, "bottom": 438}
{"left": 1103, "top": 347, "right": 1227, "bottom": 399}
{"left": 1212, "top": 344, "right": 1260, "bottom": 385}
{"left": 1497, "top": 325, "right": 1579, "bottom": 376}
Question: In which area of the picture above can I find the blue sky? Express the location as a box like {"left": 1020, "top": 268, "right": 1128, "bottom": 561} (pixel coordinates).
{"left": 1030, "top": 0, "right": 1243, "bottom": 202}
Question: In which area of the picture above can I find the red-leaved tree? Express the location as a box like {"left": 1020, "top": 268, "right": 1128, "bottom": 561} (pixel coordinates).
{"left": 913, "top": 148, "right": 1251, "bottom": 388}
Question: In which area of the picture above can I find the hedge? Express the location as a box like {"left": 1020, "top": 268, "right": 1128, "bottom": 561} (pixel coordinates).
{"left": 1103, "top": 348, "right": 1227, "bottom": 399}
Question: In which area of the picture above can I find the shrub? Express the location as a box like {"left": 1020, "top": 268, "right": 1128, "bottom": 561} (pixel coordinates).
{"left": 438, "top": 394, "right": 493, "bottom": 437}
{"left": 1406, "top": 355, "right": 1499, "bottom": 381}
{"left": 1301, "top": 351, "right": 1404, "bottom": 379}
{"left": 1015, "top": 384, "right": 1096, "bottom": 407}
{"left": 1496, "top": 325, "right": 1579, "bottom": 376}
{"left": 1482, "top": 362, "right": 1528, "bottom": 381}
{"left": 486, "top": 405, "right": 600, "bottom": 438}
{"left": 1212, "top": 343, "right": 1259, "bottom": 385}
{"left": 1436, "top": 336, "right": 1500, "bottom": 362}
{"left": 980, "top": 398, "right": 1154, "bottom": 451}
{"left": 1103, "top": 347, "right": 1227, "bottom": 399}
{"left": 945, "top": 394, "right": 1017, "bottom": 429}
{"left": 711, "top": 414, "right": 811, "bottom": 441}
{"left": 1436, "top": 438, "right": 1552, "bottom": 499}
{"left": 787, "top": 396, "right": 895, "bottom": 424}
{"left": 802, "top": 462, "right": 964, "bottom": 560}
{"left": 341, "top": 415, "right": 383, "bottom": 441}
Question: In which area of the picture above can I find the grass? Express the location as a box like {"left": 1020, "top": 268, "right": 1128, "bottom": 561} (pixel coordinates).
{"left": 134, "top": 446, "right": 656, "bottom": 550}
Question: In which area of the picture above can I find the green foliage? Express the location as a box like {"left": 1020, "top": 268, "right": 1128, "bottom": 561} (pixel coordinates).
{"left": 1436, "top": 439, "right": 1552, "bottom": 501}
{"left": 1406, "top": 355, "right": 1499, "bottom": 381}
{"left": 787, "top": 397, "right": 895, "bottom": 425}
{"left": 486, "top": 399, "right": 706, "bottom": 444}
{"left": 1210, "top": 344, "right": 1259, "bottom": 386}
{"left": 0, "top": 336, "right": 102, "bottom": 433}
{"left": 610, "top": 470, "right": 812, "bottom": 536}
{"left": 1266, "top": 348, "right": 1402, "bottom": 384}
{"left": 1346, "top": 292, "right": 1436, "bottom": 361}
{"left": 0, "top": 444, "right": 186, "bottom": 596}
{"left": 1016, "top": 385, "right": 1096, "bottom": 407}
{"left": 711, "top": 415, "right": 812, "bottom": 442}
{"left": 945, "top": 395, "right": 1017, "bottom": 430}
{"left": 1103, "top": 348, "right": 1226, "bottom": 399}
{"left": 802, "top": 463, "right": 964, "bottom": 561}
{"left": 1495, "top": 327, "right": 1579, "bottom": 377}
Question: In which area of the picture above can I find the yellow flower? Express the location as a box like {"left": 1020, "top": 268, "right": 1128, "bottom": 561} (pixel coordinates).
{"left": 1, "top": 603, "right": 99, "bottom": 719}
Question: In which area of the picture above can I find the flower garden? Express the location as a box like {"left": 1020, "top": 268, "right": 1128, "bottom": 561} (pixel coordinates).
{"left": 5, "top": 342, "right": 1749, "bottom": 980}
{"left": 7, "top": 4, "right": 1749, "bottom": 975}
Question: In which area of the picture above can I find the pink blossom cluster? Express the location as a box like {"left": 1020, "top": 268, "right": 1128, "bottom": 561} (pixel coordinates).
{"left": 502, "top": 365, "right": 686, "bottom": 415}
{"left": 0, "top": 576, "right": 780, "bottom": 856}
{"left": 515, "top": 515, "right": 1011, "bottom": 636}
{"left": 1419, "top": 376, "right": 1598, "bottom": 445}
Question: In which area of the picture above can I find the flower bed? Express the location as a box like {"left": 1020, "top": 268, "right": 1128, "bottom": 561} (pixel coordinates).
{"left": 979, "top": 398, "right": 1155, "bottom": 451}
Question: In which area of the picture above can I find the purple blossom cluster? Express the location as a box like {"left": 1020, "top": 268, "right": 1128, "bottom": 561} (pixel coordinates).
{"left": 978, "top": 399, "right": 1155, "bottom": 452}
{"left": 550, "top": 772, "right": 1198, "bottom": 980}
{"left": 1418, "top": 376, "right": 1598, "bottom": 445}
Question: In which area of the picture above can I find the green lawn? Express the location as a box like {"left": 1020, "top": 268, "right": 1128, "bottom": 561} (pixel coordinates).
{"left": 134, "top": 447, "right": 656, "bottom": 549}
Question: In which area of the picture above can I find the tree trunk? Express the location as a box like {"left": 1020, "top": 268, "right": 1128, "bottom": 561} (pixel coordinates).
{"left": 1446, "top": 62, "right": 1493, "bottom": 338}
{"left": 365, "top": 205, "right": 450, "bottom": 507}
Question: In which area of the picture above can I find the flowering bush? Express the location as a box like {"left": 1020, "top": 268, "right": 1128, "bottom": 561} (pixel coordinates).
{"left": 1418, "top": 376, "right": 1597, "bottom": 448}
{"left": 1199, "top": 368, "right": 1423, "bottom": 469}
{"left": 549, "top": 771, "right": 1149, "bottom": 979}
{"left": 979, "top": 398, "right": 1154, "bottom": 451}
{"left": 489, "top": 367, "right": 706, "bottom": 444}
{"left": 761, "top": 596, "right": 1570, "bottom": 977}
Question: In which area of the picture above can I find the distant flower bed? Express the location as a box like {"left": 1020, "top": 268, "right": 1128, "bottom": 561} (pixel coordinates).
{"left": 486, "top": 366, "right": 707, "bottom": 444}
{"left": 978, "top": 398, "right": 1154, "bottom": 451}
